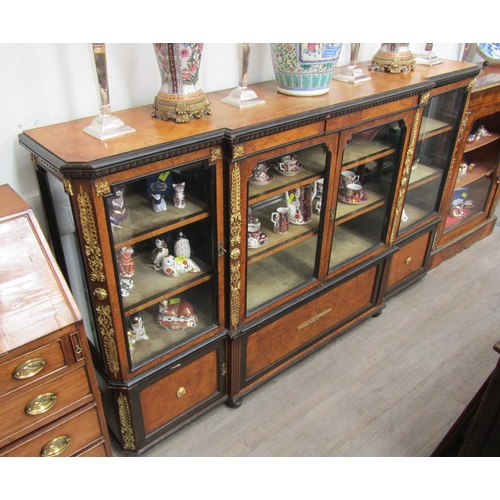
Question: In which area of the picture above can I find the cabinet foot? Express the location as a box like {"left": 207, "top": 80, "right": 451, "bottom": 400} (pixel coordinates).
{"left": 226, "top": 398, "right": 243, "bottom": 409}
{"left": 372, "top": 310, "right": 383, "bottom": 318}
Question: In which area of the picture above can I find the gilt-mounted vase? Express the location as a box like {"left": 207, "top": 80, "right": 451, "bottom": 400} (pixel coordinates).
{"left": 152, "top": 43, "right": 211, "bottom": 123}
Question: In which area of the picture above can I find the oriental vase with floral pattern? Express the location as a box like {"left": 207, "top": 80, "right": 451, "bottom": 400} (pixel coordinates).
{"left": 152, "top": 43, "right": 211, "bottom": 123}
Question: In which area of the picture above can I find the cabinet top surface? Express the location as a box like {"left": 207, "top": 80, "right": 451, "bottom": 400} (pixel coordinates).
{"left": 472, "top": 65, "right": 500, "bottom": 91}
{"left": 0, "top": 184, "right": 81, "bottom": 354}
{"left": 20, "top": 59, "right": 478, "bottom": 166}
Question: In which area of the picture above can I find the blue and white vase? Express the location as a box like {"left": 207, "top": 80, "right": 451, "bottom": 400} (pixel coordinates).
{"left": 270, "top": 43, "right": 343, "bottom": 96}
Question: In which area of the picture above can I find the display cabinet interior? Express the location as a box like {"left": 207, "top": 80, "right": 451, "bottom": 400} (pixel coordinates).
{"left": 329, "top": 118, "right": 407, "bottom": 272}
{"left": 245, "top": 142, "right": 330, "bottom": 317}
{"left": 105, "top": 158, "right": 222, "bottom": 371}
{"left": 445, "top": 112, "right": 500, "bottom": 232}
{"left": 399, "top": 87, "right": 470, "bottom": 236}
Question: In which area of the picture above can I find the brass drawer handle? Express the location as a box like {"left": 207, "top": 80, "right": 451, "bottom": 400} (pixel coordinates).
{"left": 405, "top": 257, "right": 412, "bottom": 265}
{"left": 41, "top": 436, "right": 71, "bottom": 457}
{"left": 13, "top": 358, "right": 47, "bottom": 379}
{"left": 25, "top": 392, "right": 57, "bottom": 415}
{"left": 176, "top": 386, "right": 186, "bottom": 398}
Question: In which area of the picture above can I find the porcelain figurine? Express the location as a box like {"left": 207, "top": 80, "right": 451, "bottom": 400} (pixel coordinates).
{"left": 120, "top": 277, "right": 134, "bottom": 297}
{"left": 108, "top": 187, "right": 128, "bottom": 229}
{"left": 173, "top": 231, "right": 191, "bottom": 258}
{"left": 173, "top": 182, "right": 186, "bottom": 208}
{"left": 127, "top": 312, "right": 148, "bottom": 351}
{"left": 157, "top": 298, "right": 198, "bottom": 330}
{"left": 161, "top": 254, "right": 200, "bottom": 277}
{"left": 152, "top": 193, "right": 167, "bottom": 212}
{"left": 148, "top": 238, "right": 169, "bottom": 271}
{"left": 118, "top": 246, "right": 135, "bottom": 278}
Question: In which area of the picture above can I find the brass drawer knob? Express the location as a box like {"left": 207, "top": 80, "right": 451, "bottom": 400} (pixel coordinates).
{"left": 405, "top": 257, "right": 412, "bottom": 265}
{"left": 176, "top": 386, "right": 186, "bottom": 398}
{"left": 25, "top": 392, "right": 57, "bottom": 415}
{"left": 41, "top": 436, "right": 71, "bottom": 457}
{"left": 13, "top": 358, "right": 47, "bottom": 379}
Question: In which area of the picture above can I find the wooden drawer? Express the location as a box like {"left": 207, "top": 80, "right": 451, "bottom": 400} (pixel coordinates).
{"left": 0, "top": 339, "right": 68, "bottom": 397}
{"left": 245, "top": 265, "right": 378, "bottom": 381}
{"left": 139, "top": 349, "right": 221, "bottom": 436}
{"left": 387, "top": 231, "right": 432, "bottom": 290}
{"left": 76, "top": 440, "right": 110, "bottom": 457}
{"left": 0, "top": 366, "right": 92, "bottom": 447}
{"left": 0, "top": 404, "right": 103, "bottom": 457}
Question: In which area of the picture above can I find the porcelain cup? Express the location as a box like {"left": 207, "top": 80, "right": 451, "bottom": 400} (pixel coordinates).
{"left": 344, "top": 183, "right": 362, "bottom": 198}
{"left": 251, "top": 163, "right": 270, "bottom": 184}
{"left": 280, "top": 154, "right": 299, "bottom": 172}
{"left": 341, "top": 170, "right": 360, "bottom": 187}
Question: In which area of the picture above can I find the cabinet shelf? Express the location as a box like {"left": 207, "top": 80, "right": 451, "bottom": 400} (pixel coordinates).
{"left": 335, "top": 185, "right": 387, "bottom": 224}
{"left": 111, "top": 192, "right": 210, "bottom": 249}
{"left": 249, "top": 164, "right": 324, "bottom": 206}
{"left": 342, "top": 138, "right": 396, "bottom": 169}
{"left": 128, "top": 283, "right": 216, "bottom": 367}
{"left": 247, "top": 236, "right": 318, "bottom": 312}
{"left": 418, "top": 117, "right": 453, "bottom": 140}
{"left": 464, "top": 132, "right": 500, "bottom": 153}
{"left": 455, "top": 163, "right": 492, "bottom": 189}
{"left": 407, "top": 163, "right": 442, "bottom": 190}
{"left": 247, "top": 203, "right": 320, "bottom": 264}
{"left": 121, "top": 252, "right": 212, "bottom": 316}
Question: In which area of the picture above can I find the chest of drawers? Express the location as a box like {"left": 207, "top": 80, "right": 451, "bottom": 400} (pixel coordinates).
{"left": 0, "top": 184, "right": 112, "bottom": 456}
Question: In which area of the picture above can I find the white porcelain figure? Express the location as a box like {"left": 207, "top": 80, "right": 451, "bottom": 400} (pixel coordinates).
{"left": 174, "top": 231, "right": 191, "bottom": 258}
{"left": 173, "top": 182, "right": 186, "bottom": 208}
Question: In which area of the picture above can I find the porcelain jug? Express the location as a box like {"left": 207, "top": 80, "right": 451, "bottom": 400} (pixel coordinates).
{"left": 286, "top": 183, "right": 317, "bottom": 225}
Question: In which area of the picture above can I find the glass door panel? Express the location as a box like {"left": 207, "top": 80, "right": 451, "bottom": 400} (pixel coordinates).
{"left": 246, "top": 144, "right": 327, "bottom": 314}
{"left": 106, "top": 160, "right": 218, "bottom": 369}
{"left": 445, "top": 113, "right": 500, "bottom": 232}
{"left": 399, "top": 87, "right": 468, "bottom": 234}
{"left": 330, "top": 121, "right": 403, "bottom": 271}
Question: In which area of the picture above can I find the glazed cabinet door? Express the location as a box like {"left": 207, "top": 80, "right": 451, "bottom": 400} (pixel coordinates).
{"left": 101, "top": 153, "right": 225, "bottom": 374}
{"left": 229, "top": 136, "right": 337, "bottom": 327}
{"left": 443, "top": 110, "right": 500, "bottom": 235}
{"left": 398, "top": 85, "right": 470, "bottom": 236}
{"left": 326, "top": 112, "right": 412, "bottom": 275}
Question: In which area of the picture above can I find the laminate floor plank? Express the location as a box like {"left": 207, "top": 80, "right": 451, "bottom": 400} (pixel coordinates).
{"left": 113, "top": 215, "right": 500, "bottom": 457}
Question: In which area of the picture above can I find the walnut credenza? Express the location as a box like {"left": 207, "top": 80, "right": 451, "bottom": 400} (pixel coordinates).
{"left": 0, "top": 184, "right": 112, "bottom": 457}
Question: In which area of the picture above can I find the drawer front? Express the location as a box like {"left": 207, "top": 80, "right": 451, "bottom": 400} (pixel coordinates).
{"left": 245, "top": 265, "right": 378, "bottom": 380}
{"left": 76, "top": 440, "right": 109, "bottom": 457}
{"left": 0, "top": 366, "right": 92, "bottom": 446}
{"left": 140, "top": 349, "right": 220, "bottom": 436}
{"left": 0, "top": 405, "right": 103, "bottom": 457}
{"left": 0, "top": 340, "right": 67, "bottom": 396}
{"left": 387, "top": 231, "right": 431, "bottom": 289}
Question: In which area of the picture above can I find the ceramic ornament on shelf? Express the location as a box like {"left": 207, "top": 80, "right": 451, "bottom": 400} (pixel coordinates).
{"left": 161, "top": 255, "right": 200, "bottom": 277}
{"left": 148, "top": 238, "right": 169, "bottom": 271}
{"left": 174, "top": 231, "right": 191, "bottom": 258}
{"left": 127, "top": 312, "right": 149, "bottom": 351}
{"left": 173, "top": 182, "right": 186, "bottom": 208}
{"left": 107, "top": 186, "right": 128, "bottom": 230}
{"left": 152, "top": 43, "right": 211, "bottom": 123}
{"left": 157, "top": 298, "right": 198, "bottom": 331}
{"left": 152, "top": 193, "right": 167, "bottom": 212}
{"left": 221, "top": 43, "right": 265, "bottom": 108}
{"left": 333, "top": 43, "right": 371, "bottom": 83}
{"left": 270, "top": 43, "right": 343, "bottom": 96}
{"left": 83, "top": 43, "right": 135, "bottom": 140}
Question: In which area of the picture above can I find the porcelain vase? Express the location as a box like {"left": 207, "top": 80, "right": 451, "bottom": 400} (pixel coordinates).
{"left": 370, "top": 43, "right": 415, "bottom": 74}
{"left": 152, "top": 43, "right": 211, "bottom": 123}
{"left": 270, "top": 43, "right": 343, "bottom": 96}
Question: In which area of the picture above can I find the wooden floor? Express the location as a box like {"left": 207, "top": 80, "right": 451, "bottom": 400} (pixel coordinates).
{"left": 113, "top": 216, "right": 500, "bottom": 458}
